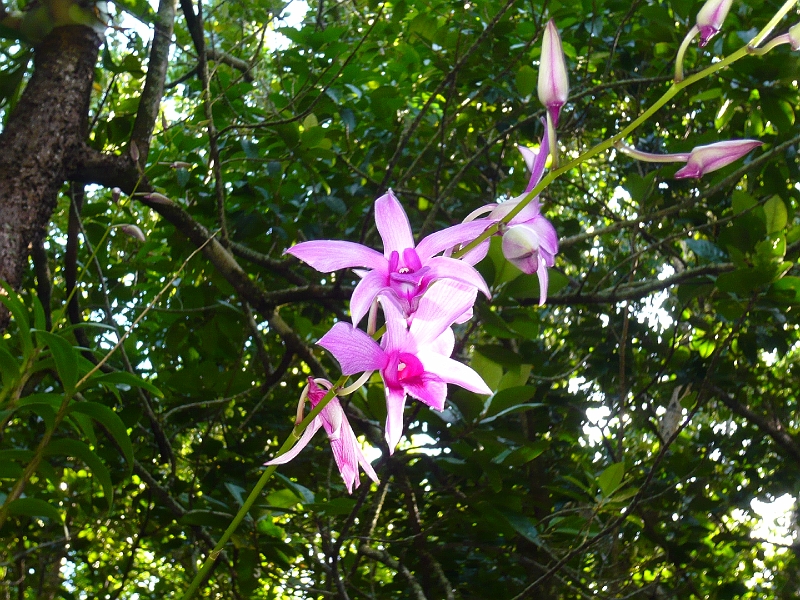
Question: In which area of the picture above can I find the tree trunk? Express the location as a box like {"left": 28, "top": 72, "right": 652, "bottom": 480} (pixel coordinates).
{"left": 0, "top": 25, "right": 101, "bottom": 329}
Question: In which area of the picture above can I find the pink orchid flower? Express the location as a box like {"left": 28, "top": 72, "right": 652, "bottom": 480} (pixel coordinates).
{"left": 463, "top": 123, "right": 560, "bottom": 305}
{"left": 317, "top": 281, "right": 492, "bottom": 453}
{"left": 285, "top": 190, "right": 490, "bottom": 324}
{"left": 266, "top": 378, "right": 379, "bottom": 494}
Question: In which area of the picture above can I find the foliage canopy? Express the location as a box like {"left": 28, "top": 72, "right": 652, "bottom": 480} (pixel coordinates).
{"left": 0, "top": 0, "right": 799, "bottom": 598}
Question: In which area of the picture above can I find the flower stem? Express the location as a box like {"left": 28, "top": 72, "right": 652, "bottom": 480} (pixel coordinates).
{"left": 179, "top": 374, "right": 349, "bottom": 600}
{"left": 675, "top": 25, "right": 699, "bottom": 83}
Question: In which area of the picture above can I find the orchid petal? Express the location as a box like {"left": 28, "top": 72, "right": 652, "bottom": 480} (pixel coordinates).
{"left": 350, "top": 270, "right": 388, "bottom": 325}
{"left": 460, "top": 238, "right": 491, "bottom": 266}
{"left": 318, "top": 322, "right": 386, "bottom": 375}
{"left": 519, "top": 121, "right": 550, "bottom": 194}
{"left": 410, "top": 281, "right": 478, "bottom": 345}
{"left": 417, "top": 351, "right": 492, "bottom": 395}
{"left": 416, "top": 220, "right": 493, "bottom": 260}
{"left": 286, "top": 240, "right": 386, "bottom": 272}
{"left": 426, "top": 256, "right": 490, "bottom": 298}
{"left": 384, "top": 385, "right": 407, "bottom": 453}
{"left": 404, "top": 378, "right": 448, "bottom": 411}
{"left": 375, "top": 190, "right": 415, "bottom": 257}
{"left": 264, "top": 418, "right": 322, "bottom": 465}
{"left": 379, "top": 297, "right": 411, "bottom": 353}
{"left": 537, "top": 258, "right": 550, "bottom": 306}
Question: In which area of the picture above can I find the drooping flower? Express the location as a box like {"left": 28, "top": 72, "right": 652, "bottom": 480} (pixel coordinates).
{"left": 463, "top": 126, "right": 560, "bottom": 305}
{"left": 616, "top": 139, "right": 763, "bottom": 179}
{"left": 538, "top": 19, "right": 569, "bottom": 127}
{"left": 317, "top": 281, "right": 492, "bottom": 452}
{"left": 285, "top": 190, "right": 490, "bottom": 324}
{"left": 695, "top": 0, "right": 734, "bottom": 47}
{"left": 265, "top": 378, "right": 379, "bottom": 494}
{"left": 501, "top": 218, "right": 559, "bottom": 304}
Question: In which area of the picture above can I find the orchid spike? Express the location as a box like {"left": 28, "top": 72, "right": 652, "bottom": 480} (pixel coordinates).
{"left": 617, "top": 139, "right": 762, "bottom": 179}
{"left": 317, "top": 281, "right": 492, "bottom": 452}
{"left": 285, "top": 190, "right": 491, "bottom": 324}
{"left": 538, "top": 19, "right": 569, "bottom": 127}
{"left": 696, "top": 0, "right": 733, "bottom": 47}
{"left": 265, "top": 378, "right": 379, "bottom": 494}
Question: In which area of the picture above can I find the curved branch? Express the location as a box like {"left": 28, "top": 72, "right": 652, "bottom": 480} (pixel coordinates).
{"left": 130, "top": 0, "right": 177, "bottom": 166}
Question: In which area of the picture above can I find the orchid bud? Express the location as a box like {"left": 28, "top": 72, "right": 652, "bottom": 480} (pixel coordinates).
{"left": 696, "top": 0, "right": 733, "bottom": 47}
{"left": 674, "top": 139, "right": 762, "bottom": 179}
{"left": 789, "top": 23, "right": 800, "bottom": 50}
{"left": 537, "top": 20, "right": 569, "bottom": 127}
{"left": 142, "top": 192, "right": 175, "bottom": 206}
{"left": 111, "top": 187, "right": 121, "bottom": 204}
{"left": 119, "top": 224, "right": 146, "bottom": 242}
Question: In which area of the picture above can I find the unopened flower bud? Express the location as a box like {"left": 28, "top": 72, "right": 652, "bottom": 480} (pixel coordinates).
{"left": 111, "top": 187, "right": 121, "bottom": 203}
{"left": 674, "top": 139, "right": 762, "bottom": 179}
{"left": 119, "top": 224, "right": 146, "bottom": 242}
{"left": 142, "top": 192, "right": 175, "bottom": 206}
{"left": 696, "top": 0, "right": 733, "bottom": 47}
{"left": 789, "top": 23, "right": 800, "bottom": 50}
{"left": 537, "top": 20, "right": 569, "bottom": 127}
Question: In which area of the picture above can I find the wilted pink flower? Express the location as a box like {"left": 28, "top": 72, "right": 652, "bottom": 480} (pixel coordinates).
{"left": 286, "top": 190, "right": 490, "bottom": 324}
{"left": 696, "top": 0, "right": 733, "bottom": 46}
{"left": 538, "top": 19, "right": 569, "bottom": 126}
{"left": 317, "top": 281, "right": 491, "bottom": 452}
{"left": 266, "top": 378, "right": 379, "bottom": 494}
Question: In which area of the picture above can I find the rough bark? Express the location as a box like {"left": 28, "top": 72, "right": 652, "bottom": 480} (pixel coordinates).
{"left": 0, "top": 25, "right": 101, "bottom": 329}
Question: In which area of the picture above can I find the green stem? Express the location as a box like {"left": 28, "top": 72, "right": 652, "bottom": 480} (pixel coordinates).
{"left": 179, "top": 373, "right": 350, "bottom": 600}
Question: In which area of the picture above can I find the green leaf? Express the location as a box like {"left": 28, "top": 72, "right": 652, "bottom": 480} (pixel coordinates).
{"left": 274, "top": 472, "right": 315, "bottom": 504}
{"left": 35, "top": 331, "right": 78, "bottom": 393}
{"left": 0, "top": 283, "right": 32, "bottom": 358}
{"left": 45, "top": 438, "right": 114, "bottom": 509}
{"left": 89, "top": 371, "right": 163, "bottom": 397}
{"left": 0, "top": 346, "right": 20, "bottom": 385}
{"left": 6, "top": 497, "right": 62, "bottom": 521}
{"left": 498, "top": 509, "right": 540, "bottom": 545}
{"left": 763, "top": 196, "right": 787, "bottom": 234}
{"left": 179, "top": 510, "right": 234, "bottom": 528}
{"left": 597, "top": 462, "right": 625, "bottom": 497}
{"left": 515, "top": 65, "right": 537, "bottom": 96}
{"left": 44, "top": 438, "right": 114, "bottom": 508}
{"left": 68, "top": 402, "right": 134, "bottom": 470}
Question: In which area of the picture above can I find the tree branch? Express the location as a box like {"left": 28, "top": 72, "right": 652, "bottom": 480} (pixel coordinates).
{"left": 130, "top": 0, "right": 177, "bottom": 166}
{"left": 358, "top": 545, "right": 428, "bottom": 600}
{"left": 544, "top": 263, "right": 734, "bottom": 305}
{"left": 711, "top": 384, "right": 800, "bottom": 465}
